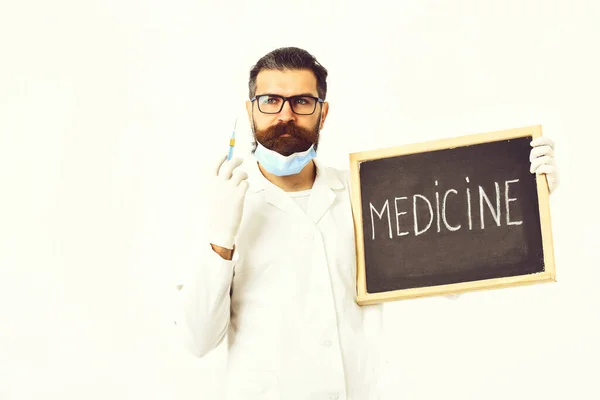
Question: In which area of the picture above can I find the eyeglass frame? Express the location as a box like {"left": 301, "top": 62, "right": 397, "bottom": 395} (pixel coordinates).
{"left": 250, "top": 93, "right": 325, "bottom": 115}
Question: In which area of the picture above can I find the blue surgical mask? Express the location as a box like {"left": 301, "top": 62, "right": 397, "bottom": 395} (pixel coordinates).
{"left": 254, "top": 142, "right": 316, "bottom": 176}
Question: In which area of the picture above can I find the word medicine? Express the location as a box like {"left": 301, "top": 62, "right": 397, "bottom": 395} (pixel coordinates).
{"left": 369, "top": 177, "right": 524, "bottom": 240}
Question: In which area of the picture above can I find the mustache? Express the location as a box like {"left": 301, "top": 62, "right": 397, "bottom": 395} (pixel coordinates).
{"left": 258, "top": 122, "right": 315, "bottom": 148}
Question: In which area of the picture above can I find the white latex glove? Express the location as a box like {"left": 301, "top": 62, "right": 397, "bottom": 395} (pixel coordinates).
{"left": 206, "top": 155, "right": 249, "bottom": 249}
{"left": 530, "top": 136, "right": 558, "bottom": 193}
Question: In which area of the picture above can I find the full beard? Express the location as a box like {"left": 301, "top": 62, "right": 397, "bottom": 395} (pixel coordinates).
{"left": 253, "top": 119, "right": 320, "bottom": 157}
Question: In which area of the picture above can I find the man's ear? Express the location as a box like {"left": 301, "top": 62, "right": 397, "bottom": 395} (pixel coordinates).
{"left": 246, "top": 100, "right": 255, "bottom": 134}
{"left": 245, "top": 100, "right": 252, "bottom": 123}
{"left": 319, "top": 102, "right": 329, "bottom": 130}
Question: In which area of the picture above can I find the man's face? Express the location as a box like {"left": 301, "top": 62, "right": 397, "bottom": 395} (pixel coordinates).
{"left": 246, "top": 69, "right": 329, "bottom": 157}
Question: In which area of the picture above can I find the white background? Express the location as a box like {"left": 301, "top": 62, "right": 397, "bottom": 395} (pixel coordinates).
{"left": 1, "top": 0, "right": 599, "bottom": 399}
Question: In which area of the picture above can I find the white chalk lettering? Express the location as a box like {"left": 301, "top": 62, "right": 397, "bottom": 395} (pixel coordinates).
{"left": 370, "top": 176, "right": 523, "bottom": 240}
{"left": 466, "top": 176, "right": 472, "bottom": 230}
{"left": 505, "top": 179, "right": 523, "bottom": 226}
{"left": 442, "top": 189, "right": 461, "bottom": 231}
{"left": 394, "top": 197, "right": 409, "bottom": 236}
{"left": 413, "top": 194, "right": 434, "bottom": 236}
{"left": 479, "top": 182, "right": 501, "bottom": 229}
{"left": 435, "top": 180, "right": 441, "bottom": 232}
{"left": 370, "top": 200, "right": 393, "bottom": 240}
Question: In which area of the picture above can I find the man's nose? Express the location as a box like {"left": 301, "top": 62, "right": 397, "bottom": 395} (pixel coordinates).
{"left": 277, "top": 100, "right": 296, "bottom": 123}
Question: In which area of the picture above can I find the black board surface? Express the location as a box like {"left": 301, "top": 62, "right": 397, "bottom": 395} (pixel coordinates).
{"left": 359, "top": 136, "right": 544, "bottom": 294}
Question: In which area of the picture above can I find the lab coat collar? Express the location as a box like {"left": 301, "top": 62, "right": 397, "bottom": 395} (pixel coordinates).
{"left": 245, "top": 154, "right": 345, "bottom": 223}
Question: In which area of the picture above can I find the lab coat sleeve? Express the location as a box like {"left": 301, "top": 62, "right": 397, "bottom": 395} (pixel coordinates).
{"left": 363, "top": 303, "right": 385, "bottom": 399}
{"left": 173, "top": 242, "right": 238, "bottom": 358}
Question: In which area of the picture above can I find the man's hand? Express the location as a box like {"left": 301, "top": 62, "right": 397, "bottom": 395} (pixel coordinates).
{"left": 530, "top": 137, "right": 558, "bottom": 193}
{"left": 206, "top": 155, "right": 249, "bottom": 254}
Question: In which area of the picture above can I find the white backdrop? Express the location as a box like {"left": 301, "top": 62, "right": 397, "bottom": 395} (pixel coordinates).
{"left": 1, "top": 0, "right": 599, "bottom": 399}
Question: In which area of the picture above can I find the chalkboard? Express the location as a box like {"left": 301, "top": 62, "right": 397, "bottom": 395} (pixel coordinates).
{"left": 350, "top": 126, "right": 555, "bottom": 305}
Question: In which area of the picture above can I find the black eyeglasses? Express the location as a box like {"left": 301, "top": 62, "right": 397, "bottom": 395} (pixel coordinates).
{"left": 250, "top": 94, "right": 324, "bottom": 115}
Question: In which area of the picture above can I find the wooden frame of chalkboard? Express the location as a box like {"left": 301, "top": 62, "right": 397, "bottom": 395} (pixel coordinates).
{"left": 350, "top": 125, "right": 555, "bottom": 305}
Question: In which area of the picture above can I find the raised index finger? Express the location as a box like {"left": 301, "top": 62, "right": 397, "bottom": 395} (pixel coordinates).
{"left": 214, "top": 154, "right": 228, "bottom": 176}
{"left": 530, "top": 136, "right": 554, "bottom": 149}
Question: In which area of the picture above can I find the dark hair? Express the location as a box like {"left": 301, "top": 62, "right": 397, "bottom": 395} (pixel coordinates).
{"left": 248, "top": 47, "right": 328, "bottom": 100}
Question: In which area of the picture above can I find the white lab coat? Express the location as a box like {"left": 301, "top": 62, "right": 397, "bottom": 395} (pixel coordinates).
{"left": 175, "top": 156, "right": 384, "bottom": 400}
